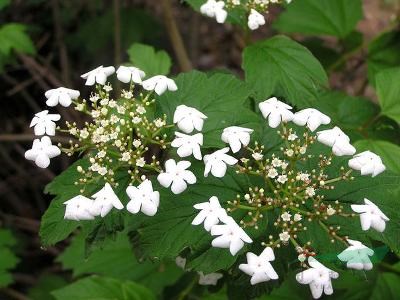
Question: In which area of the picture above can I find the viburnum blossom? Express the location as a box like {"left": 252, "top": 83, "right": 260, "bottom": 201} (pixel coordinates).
{"left": 248, "top": 9, "right": 265, "bottom": 30}
{"left": 200, "top": 0, "right": 227, "bottom": 24}
{"left": 239, "top": 247, "right": 279, "bottom": 285}
{"left": 173, "top": 105, "right": 207, "bottom": 134}
{"left": 63, "top": 195, "right": 95, "bottom": 221}
{"left": 292, "top": 108, "right": 331, "bottom": 132}
{"left": 116, "top": 65, "right": 146, "bottom": 84}
{"left": 142, "top": 75, "right": 177, "bottom": 95}
{"left": 338, "top": 239, "right": 374, "bottom": 271}
{"left": 126, "top": 179, "right": 160, "bottom": 216}
{"left": 24, "top": 136, "right": 61, "bottom": 168}
{"left": 221, "top": 126, "right": 253, "bottom": 153}
{"left": 351, "top": 198, "right": 389, "bottom": 232}
{"left": 258, "top": 97, "right": 294, "bottom": 128}
{"left": 90, "top": 183, "right": 124, "bottom": 217}
{"left": 192, "top": 196, "right": 228, "bottom": 231}
{"left": 81, "top": 65, "right": 115, "bottom": 85}
{"left": 203, "top": 147, "right": 238, "bottom": 177}
{"left": 171, "top": 132, "right": 203, "bottom": 160}
{"left": 30, "top": 110, "right": 61, "bottom": 136}
{"left": 296, "top": 257, "right": 339, "bottom": 299}
{"left": 317, "top": 126, "right": 356, "bottom": 156}
{"left": 348, "top": 151, "right": 386, "bottom": 177}
{"left": 210, "top": 216, "right": 253, "bottom": 255}
{"left": 157, "top": 159, "right": 196, "bottom": 194}
{"left": 45, "top": 87, "right": 80, "bottom": 107}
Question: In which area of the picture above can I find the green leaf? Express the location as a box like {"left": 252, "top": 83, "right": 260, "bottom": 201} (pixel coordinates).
{"left": 274, "top": 0, "right": 363, "bottom": 38}
{"left": 39, "top": 159, "right": 129, "bottom": 246}
{"left": 156, "top": 70, "right": 259, "bottom": 148}
{"left": 0, "top": 23, "right": 35, "bottom": 56}
{"left": 57, "top": 231, "right": 183, "bottom": 294}
{"left": 368, "top": 30, "right": 400, "bottom": 85}
{"left": 376, "top": 67, "right": 400, "bottom": 123}
{"left": 51, "top": 276, "right": 156, "bottom": 300}
{"left": 242, "top": 35, "right": 328, "bottom": 108}
{"left": 0, "top": 229, "right": 19, "bottom": 287}
{"left": 127, "top": 43, "right": 171, "bottom": 77}
{"left": 28, "top": 275, "right": 67, "bottom": 300}
{"left": 0, "top": 0, "right": 10, "bottom": 10}
{"left": 355, "top": 140, "right": 400, "bottom": 174}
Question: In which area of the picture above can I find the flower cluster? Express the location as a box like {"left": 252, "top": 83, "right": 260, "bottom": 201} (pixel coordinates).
{"left": 199, "top": 0, "right": 292, "bottom": 30}
{"left": 189, "top": 97, "right": 387, "bottom": 299}
{"left": 25, "top": 64, "right": 208, "bottom": 221}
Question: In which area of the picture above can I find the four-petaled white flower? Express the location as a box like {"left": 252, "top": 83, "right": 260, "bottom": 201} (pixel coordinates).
{"left": 316, "top": 126, "right": 356, "bottom": 156}
{"left": 337, "top": 239, "right": 374, "bottom": 271}
{"left": 221, "top": 126, "right": 253, "bottom": 153}
{"left": 81, "top": 65, "right": 115, "bottom": 86}
{"left": 351, "top": 198, "right": 389, "bottom": 232}
{"left": 171, "top": 132, "right": 203, "bottom": 160}
{"left": 281, "top": 212, "right": 291, "bottom": 222}
{"left": 293, "top": 108, "right": 331, "bottom": 132}
{"left": 239, "top": 247, "right": 279, "bottom": 285}
{"left": 116, "top": 66, "right": 146, "bottom": 84}
{"left": 173, "top": 105, "right": 207, "bottom": 134}
{"left": 90, "top": 183, "right": 124, "bottom": 217}
{"left": 348, "top": 151, "right": 386, "bottom": 177}
{"left": 192, "top": 196, "right": 227, "bottom": 231}
{"left": 142, "top": 75, "right": 177, "bottom": 95}
{"left": 45, "top": 87, "right": 80, "bottom": 107}
{"left": 296, "top": 257, "right": 339, "bottom": 299}
{"left": 157, "top": 159, "right": 196, "bottom": 194}
{"left": 63, "top": 195, "right": 95, "bottom": 221}
{"left": 210, "top": 216, "right": 252, "bottom": 255}
{"left": 30, "top": 110, "right": 61, "bottom": 136}
{"left": 259, "top": 97, "right": 294, "bottom": 128}
{"left": 200, "top": 0, "right": 227, "bottom": 24}
{"left": 126, "top": 179, "right": 160, "bottom": 216}
{"left": 248, "top": 9, "right": 265, "bottom": 30}
{"left": 204, "top": 147, "right": 238, "bottom": 178}
{"left": 198, "top": 272, "right": 223, "bottom": 286}
{"left": 25, "top": 136, "right": 61, "bottom": 168}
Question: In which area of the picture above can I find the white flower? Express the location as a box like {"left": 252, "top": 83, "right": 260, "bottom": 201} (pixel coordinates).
{"left": 192, "top": 196, "right": 228, "bottom": 231}
{"left": 157, "top": 159, "right": 196, "bottom": 194}
{"left": 326, "top": 206, "right": 336, "bottom": 216}
{"left": 277, "top": 175, "right": 288, "bottom": 184}
{"left": 116, "top": 65, "right": 145, "bottom": 84}
{"left": 296, "top": 257, "right": 339, "bottom": 299}
{"left": 136, "top": 157, "right": 145, "bottom": 167}
{"left": 210, "top": 216, "right": 252, "bottom": 255}
{"left": 173, "top": 105, "right": 207, "bottom": 134}
{"left": 316, "top": 126, "right": 356, "bottom": 156}
{"left": 204, "top": 147, "right": 238, "bottom": 178}
{"left": 279, "top": 231, "right": 290, "bottom": 242}
{"left": 337, "top": 239, "right": 374, "bottom": 271}
{"left": 298, "top": 254, "right": 306, "bottom": 262}
{"left": 259, "top": 97, "right": 294, "bottom": 128}
{"left": 221, "top": 126, "right": 253, "bottom": 153}
{"left": 90, "top": 183, "right": 124, "bottom": 217}
{"left": 306, "top": 187, "right": 315, "bottom": 197}
{"left": 281, "top": 212, "right": 291, "bottom": 222}
{"left": 285, "top": 149, "right": 294, "bottom": 157}
{"left": 348, "top": 151, "right": 386, "bottom": 177}
{"left": 81, "top": 65, "right": 115, "bottom": 86}
{"left": 142, "top": 75, "right": 177, "bottom": 95}
{"left": 200, "top": 0, "right": 227, "bottom": 23}
{"left": 268, "top": 168, "right": 278, "bottom": 178}
{"left": 293, "top": 108, "right": 331, "bottom": 132}
{"left": 175, "top": 256, "right": 186, "bottom": 270}
{"left": 132, "top": 139, "right": 141, "bottom": 148}
{"left": 239, "top": 247, "right": 279, "bottom": 285}
{"left": 351, "top": 198, "right": 389, "bottom": 232}
{"left": 288, "top": 133, "right": 298, "bottom": 141}
{"left": 63, "top": 195, "right": 95, "bottom": 221}
{"left": 45, "top": 87, "right": 80, "bottom": 107}
{"left": 252, "top": 152, "right": 263, "bottom": 161}
{"left": 248, "top": 9, "right": 265, "bottom": 30}
{"left": 171, "top": 132, "right": 203, "bottom": 160}
{"left": 154, "top": 118, "right": 165, "bottom": 128}
{"left": 136, "top": 106, "right": 146, "bottom": 114}
{"left": 25, "top": 136, "right": 61, "bottom": 168}
{"left": 126, "top": 179, "right": 160, "bottom": 216}
{"left": 30, "top": 110, "right": 61, "bottom": 136}
{"left": 294, "top": 214, "right": 302, "bottom": 222}
{"left": 271, "top": 158, "right": 282, "bottom": 167}
{"left": 198, "top": 272, "right": 223, "bottom": 286}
